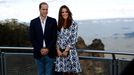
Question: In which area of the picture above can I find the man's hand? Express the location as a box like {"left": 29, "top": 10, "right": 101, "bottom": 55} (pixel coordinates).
{"left": 40, "top": 48, "right": 49, "bottom": 56}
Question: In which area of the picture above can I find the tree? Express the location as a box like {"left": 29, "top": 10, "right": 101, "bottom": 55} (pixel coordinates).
{"left": 0, "top": 19, "right": 31, "bottom": 46}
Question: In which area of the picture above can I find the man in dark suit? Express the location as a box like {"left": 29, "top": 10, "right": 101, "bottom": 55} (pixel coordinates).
{"left": 29, "top": 2, "right": 57, "bottom": 75}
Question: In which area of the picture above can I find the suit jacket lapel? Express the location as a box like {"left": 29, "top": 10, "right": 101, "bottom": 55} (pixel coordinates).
{"left": 37, "top": 17, "right": 43, "bottom": 36}
{"left": 44, "top": 17, "right": 49, "bottom": 35}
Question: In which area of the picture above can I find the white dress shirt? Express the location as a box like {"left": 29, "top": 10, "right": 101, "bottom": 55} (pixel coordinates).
{"left": 40, "top": 16, "right": 47, "bottom": 48}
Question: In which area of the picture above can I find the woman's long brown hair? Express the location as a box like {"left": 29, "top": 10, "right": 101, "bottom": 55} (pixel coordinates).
{"left": 57, "top": 5, "right": 73, "bottom": 31}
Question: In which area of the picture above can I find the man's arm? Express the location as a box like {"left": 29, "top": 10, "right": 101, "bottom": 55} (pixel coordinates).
{"left": 48, "top": 19, "right": 57, "bottom": 49}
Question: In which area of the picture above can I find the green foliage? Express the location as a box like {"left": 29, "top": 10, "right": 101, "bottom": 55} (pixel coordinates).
{"left": 0, "top": 19, "right": 31, "bottom": 46}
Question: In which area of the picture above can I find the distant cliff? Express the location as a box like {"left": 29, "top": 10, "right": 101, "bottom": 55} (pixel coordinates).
{"left": 76, "top": 36, "right": 110, "bottom": 75}
{"left": 76, "top": 36, "right": 87, "bottom": 49}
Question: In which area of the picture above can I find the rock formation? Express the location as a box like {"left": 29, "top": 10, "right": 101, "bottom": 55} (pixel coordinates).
{"left": 76, "top": 37, "right": 106, "bottom": 75}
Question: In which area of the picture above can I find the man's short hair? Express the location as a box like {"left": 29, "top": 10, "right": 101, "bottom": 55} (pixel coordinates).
{"left": 39, "top": 2, "right": 48, "bottom": 9}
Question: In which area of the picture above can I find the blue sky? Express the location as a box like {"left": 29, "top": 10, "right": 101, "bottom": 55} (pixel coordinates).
{"left": 0, "top": 0, "right": 134, "bottom": 22}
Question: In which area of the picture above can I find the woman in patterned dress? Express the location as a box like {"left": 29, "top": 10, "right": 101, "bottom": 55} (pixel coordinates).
{"left": 55, "top": 5, "right": 81, "bottom": 75}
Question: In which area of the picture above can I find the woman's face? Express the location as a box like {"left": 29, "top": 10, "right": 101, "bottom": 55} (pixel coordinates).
{"left": 61, "top": 8, "right": 68, "bottom": 20}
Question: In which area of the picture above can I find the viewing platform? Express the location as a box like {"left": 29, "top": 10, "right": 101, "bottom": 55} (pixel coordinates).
{"left": 0, "top": 47, "right": 134, "bottom": 75}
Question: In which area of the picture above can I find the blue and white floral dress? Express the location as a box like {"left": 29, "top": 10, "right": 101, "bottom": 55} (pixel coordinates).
{"left": 55, "top": 21, "right": 81, "bottom": 73}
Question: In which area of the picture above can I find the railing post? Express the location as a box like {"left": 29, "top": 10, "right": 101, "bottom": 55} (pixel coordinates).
{"left": 116, "top": 59, "right": 119, "bottom": 75}
{"left": 112, "top": 53, "right": 118, "bottom": 75}
{"left": 0, "top": 49, "right": 2, "bottom": 75}
{"left": 1, "top": 51, "right": 5, "bottom": 75}
{"left": 3, "top": 52, "right": 7, "bottom": 75}
{"left": 112, "top": 53, "right": 115, "bottom": 75}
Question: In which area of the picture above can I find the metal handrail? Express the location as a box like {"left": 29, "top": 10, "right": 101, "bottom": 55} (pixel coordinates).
{"left": 0, "top": 47, "right": 134, "bottom": 75}
{"left": 0, "top": 47, "right": 33, "bottom": 50}
{"left": 0, "top": 47, "right": 134, "bottom": 55}
{"left": 77, "top": 49, "right": 134, "bottom": 55}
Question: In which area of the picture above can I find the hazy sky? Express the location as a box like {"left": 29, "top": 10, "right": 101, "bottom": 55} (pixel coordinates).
{"left": 0, "top": 0, "right": 134, "bottom": 22}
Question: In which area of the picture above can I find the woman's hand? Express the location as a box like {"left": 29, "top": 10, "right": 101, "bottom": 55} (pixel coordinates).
{"left": 62, "top": 47, "right": 70, "bottom": 57}
{"left": 62, "top": 51, "right": 69, "bottom": 57}
{"left": 57, "top": 49, "right": 63, "bottom": 57}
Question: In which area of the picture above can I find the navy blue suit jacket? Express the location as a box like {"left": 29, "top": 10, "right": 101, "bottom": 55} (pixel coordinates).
{"left": 29, "top": 16, "right": 57, "bottom": 59}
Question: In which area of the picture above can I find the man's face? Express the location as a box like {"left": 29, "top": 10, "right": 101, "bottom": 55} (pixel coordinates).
{"left": 39, "top": 4, "right": 48, "bottom": 17}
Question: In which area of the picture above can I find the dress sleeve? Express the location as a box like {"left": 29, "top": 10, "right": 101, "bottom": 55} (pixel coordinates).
{"left": 67, "top": 22, "right": 78, "bottom": 49}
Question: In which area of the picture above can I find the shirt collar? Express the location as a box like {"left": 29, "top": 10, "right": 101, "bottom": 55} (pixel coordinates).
{"left": 39, "top": 16, "right": 47, "bottom": 24}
